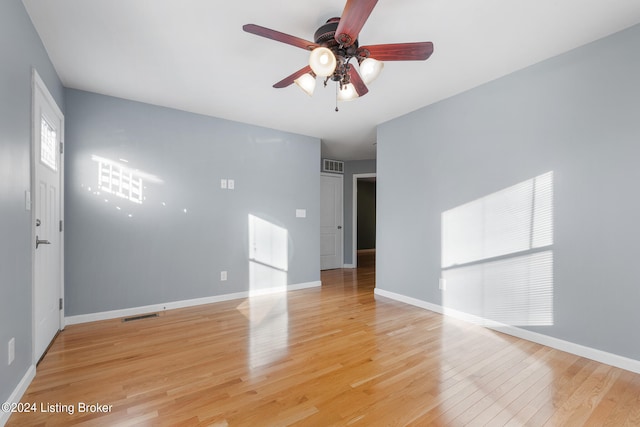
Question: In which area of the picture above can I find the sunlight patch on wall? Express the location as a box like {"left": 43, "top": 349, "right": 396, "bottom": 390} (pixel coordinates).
{"left": 442, "top": 172, "right": 553, "bottom": 268}
{"left": 248, "top": 214, "right": 288, "bottom": 296}
{"left": 91, "top": 155, "right": 162, "bottom": 205}
{"left": 443, "top": 251, "right": 553, "bottom": 326}
{"left": 244, "top": 214, "right": 291, "bottom": 370}
{"left": 441, "top": 172, "right": 554, "bottom": 326}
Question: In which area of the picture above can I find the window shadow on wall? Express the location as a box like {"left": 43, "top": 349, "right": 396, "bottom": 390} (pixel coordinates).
{"left": 441, "top": 172, "right": 554, "bottom": 327}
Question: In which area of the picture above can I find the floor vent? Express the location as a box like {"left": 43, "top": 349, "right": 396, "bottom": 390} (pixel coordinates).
{"left": 122, "top": 313, "right": 159, "bottom": 322}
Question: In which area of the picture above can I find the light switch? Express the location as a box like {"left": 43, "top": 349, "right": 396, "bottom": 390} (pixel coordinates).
{"left": 220, "top": 179, "right": 227, "bottom": 189}
{"left": 296, "top": 209, "right": 306, "bottom": 218}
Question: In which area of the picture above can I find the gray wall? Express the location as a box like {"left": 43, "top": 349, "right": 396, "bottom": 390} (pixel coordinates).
{"left": 343, "top": 160, "right": 376, "bottom": 265}
{"left": 357, "top": 181, "right": 376, "bottom": 250}
{"left": 377, "top": 23, "right": 640, "bottom": 360}
{"left": 64, "top": 89, "right": 320, "bottom": 316}
{"left": 0, "top": 0, "right": 65, "bottom": 403}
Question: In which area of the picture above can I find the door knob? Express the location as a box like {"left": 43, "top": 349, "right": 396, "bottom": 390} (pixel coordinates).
{"left": 337, "top": 226, "right": 342, "bottom": 229}
{"left": 36, "top": 235, "right": 51, "bottom": 249}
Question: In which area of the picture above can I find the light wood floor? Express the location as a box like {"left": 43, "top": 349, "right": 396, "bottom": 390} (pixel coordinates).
{"left": 8, "top": 251, "right": 640, "bottom": 426}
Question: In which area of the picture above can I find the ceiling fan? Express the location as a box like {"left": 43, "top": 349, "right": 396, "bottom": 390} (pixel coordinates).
{"left": 243, "top": 0, "right": 433, "bottom": 109}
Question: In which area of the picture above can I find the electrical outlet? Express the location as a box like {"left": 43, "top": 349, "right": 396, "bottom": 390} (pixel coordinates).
{"left": 221, "top": 271, "right": 227, "bottom": 281}
{"left": 228, "top": 179, "right": 234, "bottom": 190}
{"left": 8, "top": 337, "right": 15, "bottom": 365}
{"left": 439, "top": 278, "right": 447, "bottom": 291}
{"left": 220, "top": 179, "right": 227, "bottom": 189}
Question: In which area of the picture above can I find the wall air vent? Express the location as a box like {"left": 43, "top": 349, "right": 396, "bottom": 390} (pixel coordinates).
{"left": 323, "top": 159, "right": 344, "bottom": 174}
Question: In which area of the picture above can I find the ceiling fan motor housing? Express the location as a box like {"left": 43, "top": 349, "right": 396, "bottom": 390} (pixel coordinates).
{"left": 314, "top": 17, "right": 359, "bottom": 86}
{"left": 314, "top": 18, "right": 358, "bottom": 50}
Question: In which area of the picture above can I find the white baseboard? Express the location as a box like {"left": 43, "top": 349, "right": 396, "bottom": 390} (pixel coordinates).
{"left": 374, "top": 288, "right": 640, "bottom": 374}
{"left": 343, "top": 264, "right": 355, "bottom": 269}
{"left": 248, "top": 281, "right": 321, "bottom": 297}
{"left": 66, "top": 281, "right": 321, "bottom": 325}
{"left": 1, "top": 364, "right": 36, "bottom": 426}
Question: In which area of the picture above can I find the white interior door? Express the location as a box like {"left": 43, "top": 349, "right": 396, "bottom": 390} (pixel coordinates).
{"left": 320, "top": 173, "right": 343, "bottom": 270}
{"left": 33, "top": 71, "right": 64, "bottom": 362}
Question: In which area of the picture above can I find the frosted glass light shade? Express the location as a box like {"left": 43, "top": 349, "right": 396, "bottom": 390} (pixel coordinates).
{"left": 337, "top": 83, "right": 358, "bottom": 101}
{"left": 294, "top": 73, "right": 316, "bottom": 96}
{"left": 359, "top": 58, "right": 384, "bottom": 84}
{"left": 309, "top": 47, "right": 337, "bottom": 77}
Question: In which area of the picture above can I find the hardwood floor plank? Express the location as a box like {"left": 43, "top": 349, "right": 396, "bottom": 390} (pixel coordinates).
{"left": 542, "top": 363, "right": 622, "bottom": 426}
{"left": 513, "top": 356, "right": 593, "bottom": 425}
{"left": 7, "top": 250, "right": 640, "bottom": 426}
{"left": 492, "top": 350, "right": 579, "bottom": 426}
{"left": 598, "top": 373, "right": 640, "bottom": 426}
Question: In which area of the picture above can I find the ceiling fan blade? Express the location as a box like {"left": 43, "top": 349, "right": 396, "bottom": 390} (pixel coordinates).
{"left": 243, "top": 24, "right": 319, "bottom": 51}
{"left": 273, "top": 65, "right": 313, "bottom": 88}
{"left": 348, "top": 66, "right": 369, "bottom": 97}
{"left": 357, "top": 42, "right": 434, "bottom": 61}
{"left": 335, "top": 0, "right": 378, "bottom": 47}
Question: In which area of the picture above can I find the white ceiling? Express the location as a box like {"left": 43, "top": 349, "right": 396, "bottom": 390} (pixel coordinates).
{"left": 22, "top": 0, "right": 640, "bottom": 160}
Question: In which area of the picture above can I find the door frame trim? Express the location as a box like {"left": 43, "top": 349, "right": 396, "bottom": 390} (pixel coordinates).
{"left": 31, "top": 69, "right": 65, "bottom": 365}
{"left": 352, "top": 173, "right": 376, "bottom": 268}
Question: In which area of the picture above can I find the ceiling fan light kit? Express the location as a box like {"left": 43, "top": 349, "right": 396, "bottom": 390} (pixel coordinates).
{"left": 294, "top": 72, "right": 317, "bottom": 96}
{"left": 309, "top": 47, "right": 337, "bottom": 76}
{"left": 243, "top": 0, "right": 433, "bottom": 109}
{"left": 359, "top": 57, "right": 384, "bottom": 84}
{"left": 337, "top": 83, "right": 359, "bottom": 101}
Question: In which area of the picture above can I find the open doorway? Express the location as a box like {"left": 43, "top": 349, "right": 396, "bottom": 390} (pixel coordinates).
{"left": 352, "top": 173, "right": 376, "bottom": 269}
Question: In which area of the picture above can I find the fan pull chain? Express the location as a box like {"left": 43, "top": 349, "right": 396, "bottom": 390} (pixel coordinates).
{"left": 335, "top": 83, "right": 339, "bottom": 112}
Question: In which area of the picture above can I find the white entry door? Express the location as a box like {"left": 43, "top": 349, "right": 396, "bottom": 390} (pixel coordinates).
{"left": 33, "top": 71, "right": 64, "bottom": 362}
{"left": 320, "top": 173, "right": 343, "bottom": 270}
